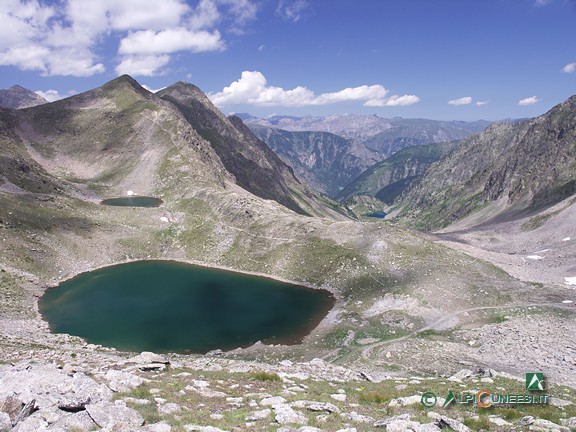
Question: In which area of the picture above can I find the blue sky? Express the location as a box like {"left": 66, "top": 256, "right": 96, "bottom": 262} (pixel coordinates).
{"left": 0, "top": 0, "right": 575, "bottom": 120}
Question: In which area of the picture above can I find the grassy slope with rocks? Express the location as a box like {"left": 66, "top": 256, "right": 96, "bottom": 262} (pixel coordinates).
{"left": 0, "top": 77, "right": 574, "bottom": 431}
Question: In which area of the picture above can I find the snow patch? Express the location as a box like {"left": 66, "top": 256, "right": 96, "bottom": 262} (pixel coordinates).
{"left": 564, "top": 277, "right": 576, "bottom": 286}
{"left": 526, "top": 255, "right": 544, "bottom": 260}
{"left": 127, "top": 190, "right": 135, "bottom": 196}
{"left": 160, "top": 217, "right": 169, "bottom": 223}
{"left": 562, "top": 237, "right": 571, "bottom": 242}
{"left": 562, "top": 300, "right": 573, "bottom": 304}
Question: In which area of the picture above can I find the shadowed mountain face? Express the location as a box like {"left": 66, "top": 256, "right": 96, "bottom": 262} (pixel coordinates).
{"left": 249, "top": 126, "right": 382, "bottom": 197}
{"left": 157, "top": 83, "right": 330, "bottom": 216}
{"left": 397, "top": 95, "right": 576, "bottom": 230}
{"left": 0, "top": 85, "right": 47, "bottom": 109}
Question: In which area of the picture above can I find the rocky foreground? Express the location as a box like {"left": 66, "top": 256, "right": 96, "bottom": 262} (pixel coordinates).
{"left": 1, "top": 348, "right": 575, "bottom": 432}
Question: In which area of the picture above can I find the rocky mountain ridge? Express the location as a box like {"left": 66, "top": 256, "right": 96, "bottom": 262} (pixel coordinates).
{"left": 0, "top": 85, "right": 47, "bottom": 109}
{"left": 397, "top": 95, "right": 576, "bottom": 230}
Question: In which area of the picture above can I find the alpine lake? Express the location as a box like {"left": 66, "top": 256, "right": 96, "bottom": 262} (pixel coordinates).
{"left": 39, "top": 260, "right": 335, "bottom": 354}
{"left": 100, "top": 196, "right": 164, "bottom": 207}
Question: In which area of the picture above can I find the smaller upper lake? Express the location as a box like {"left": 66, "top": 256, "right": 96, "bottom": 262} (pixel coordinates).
{"left": 101, "top": 196, "right": 163, "bottom": 207}
{"left": 366, "top": 211, "right": 387, "bottom": 219}
{"left": 39, "top": 260, "right": 334, "bottom": 354}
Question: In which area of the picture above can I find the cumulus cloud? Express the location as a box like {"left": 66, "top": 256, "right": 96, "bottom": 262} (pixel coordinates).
{"left": 0, "top": 0, "right": 256, "bottom": 77}
{"left": 562, "top": 62, "right": 576, "bottom": 73}
{"left": 448, "top": 96, "right": 472, "bottom": 106}
{"left": 115, "top": 55, "right": 171, "bottom": 77}
{"left": 209, "top": 71, "right": 420, "bottom": 108}
{"left": 276, "top": 0, "right": 313, "bottom": 22}
{"left": 35, "top": 89, "right": 63, "bottom": 102}
{"left": 518, "top": 96, "right": 540, "bottom": 105}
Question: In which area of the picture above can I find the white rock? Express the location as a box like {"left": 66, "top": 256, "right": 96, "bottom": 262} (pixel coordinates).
{"left": 336, "top": 429, "right": 357, "bottom": 432}
{"left": 386, "top": 420, "right": 421, "bottom": 432}
{"left": 140, "top": 423, "right": 173, "bottom": 432}
{"left": 210, "top": 414, "right": 224, "bottom": 420}
{"left": 480, "top": 377, "right": 494, "bottom": 383}
{"left": 11, "top": 416, "right": 48, "bottom": 432}
{"left": 533, "top": 418, "right": 570, "bottom": 431}
{"left": 160, "top": 217, "right": 169, "bottom": 222}
{"left": 158, "top": 402, "right": 182, "bottom": 415}
{"left": 298, "top": 427, "right": 322, "bottom": 432}
{"left": 488, "top": 416, "right": 512, "bottom": 426}
{"left": 330, "top": 394, "right": 346, "bottom": 402}
{"left": 340, "top": 411, "right": 374, "bottom": 423}
{"left": 388, "top": 395, "right": 422, "bottom": 407}
{"left": 447, "top": 369, "right": 473, "bottom": 382}
{"left": 527, "top": 255, "right": 544, "bottom": 260}
{"left": 273, "top": 404, "right": 307, "bottom": 425}
{"left": 184, "top": 426, "right": 230, "bottom": 432}
{"left": 260, "top": 396, "right": 286, "bottom": 406}
{"left": 128, "top": 351, "right": 170, "bottom": 365}
{"left": 45, "top": 411, "right": 97, "bottom": 432}
{"left": 0, "top": 412, "right": 12, "bottom": 432}
{"left": 414, "top": 424, "right": 442, "bottom": 432}
{"left": 246, "top": 408, "right": 271, "bottom": 421}
{"left": 86, "top": 402, "right": 144, "bottom": 429}
{"left": 104, "top": 369, "right": 145, "bottom": 392}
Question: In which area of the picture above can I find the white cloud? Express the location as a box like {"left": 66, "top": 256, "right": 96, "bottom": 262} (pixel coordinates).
{"left": 142, "top": 84, "right": 167, "bottom": 93}
{"left": 475, "top": 100, "right": 490, "bottom": 106}
{"left": 209, "top": 70, "right": 420, "bottom": 108}
{"left": 562, "top": 62, "right": 576, "bottom": 73}
{"left": 0, "top": 0, "right": 256, "bottom": 77}
{"left": 518, "top": 96, "right": 540, "bottom": 106}
{"left": 35, "top": 89, "right": 62, "bottom": 102}
{"left": 448, "top": 96, "right": 472, "bottom": 105}
{"left": 276, "top": 0, "right": 313, "bottom": 22}
{"left": 119, "top": 28, "right": 223, "bottom": 55}
{"left": 115, "top": 55, "right": 171, "bottom": 77}
{"left": 535, "top": 0, "right": 552, "bottom": 6}
{"left": 364, "top": 94, "right": 421, "bottom": 107}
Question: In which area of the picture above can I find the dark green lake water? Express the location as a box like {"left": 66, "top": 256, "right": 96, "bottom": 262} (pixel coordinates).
{"left": 101, "top": 196, "right": 163, "bottom": 207}
{"left": 39, "top": 261, "right": 334, "bottom": 354}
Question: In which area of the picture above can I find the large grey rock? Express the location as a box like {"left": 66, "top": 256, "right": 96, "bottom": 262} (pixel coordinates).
{"left": 260, "top": 396, "right": 286, "bottom": 406}
{"left": 0, "top": 364, "right": 112, "bottom": 410}
{"left": 560, "top": 417, "right": 576, "bottom": 428}
{"left": 128, "top": 352, "right": 170, "bottom": 366}
{"left": 434, "top": 416, "right": 471, "bottom": 432}
{"left": 374, "top": 414, "right": 411, "bottom": 427}
{"left": 340, "top": 411, "right": 374, "bottom": 423}
{"left": 158, "top": 402, "right": 182, "bottom": 415}
{"left": 48, "top": 410, "right": 98, "bottom": 431}
{"left": 139, "top": 423, "right": 172, "bottom": 432}
{"left": 384, "top": 419, "right": 422, "bottom": 432}
{"left": 246, "top": 408, "right": 271, "bottom": 421}
{"left": 532, "top": 418, "right": 570, "bottom": 431}
{"left": 388, "top": 395, "right": 422, "bottom": 407}
{"left": 414, "top": 424, "right": 442, "bottom": 432}
{"left": 11, "top": 415, "right": 48, "bottom": 432}
{"left": 273, "top": 404, "right": 308, "bottom": 425}
{"left": 104, "top": 370, "right": 145, "bottom": 392}
{"left": 0, "top": 412, "right": 11, "bottom": 432}
{"left": 86, "top": 402, "right": 144, "bottom": 429}
{"left": 184, "top": 426, "right": 229, "bottom": 432}
{"left": 447, "top": 369, "right": 473, "bottom": 382}
{"left": 291, "top": 401, "right": 340, "bottom": 414}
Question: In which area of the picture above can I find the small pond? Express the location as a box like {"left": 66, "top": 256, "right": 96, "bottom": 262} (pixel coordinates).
{"left": 101, "top": 196, "right": 163, "bottom": 207}
{"left": 366, "top": 211, "right": 387, "bottom": 219}
{"left": 39, "top": 260, "right": 334, "bottom": 354}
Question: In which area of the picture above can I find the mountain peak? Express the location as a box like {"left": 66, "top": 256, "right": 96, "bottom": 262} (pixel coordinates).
{"left": 0, "top": 84, "right": 47, "bottom": 109}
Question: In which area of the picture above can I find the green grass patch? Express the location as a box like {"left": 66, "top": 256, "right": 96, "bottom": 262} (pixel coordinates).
{"left": 249, "top": 371, "right": 281, "bottom": 382}
{"left": 521, "top": 214, "right": 552, "bottom": 231}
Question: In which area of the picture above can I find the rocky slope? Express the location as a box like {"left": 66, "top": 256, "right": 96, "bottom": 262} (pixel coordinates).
{"left": 397, "top": 95, "right": 576, "bottom": 230}
{"left": 0, "top": 85, "right": 47, "bottom": 109}
{"left": 157, "top": 83, "right": 343, "bottom": 217}
{"left": 337, "top": 141, "right": 459, "bottom": 204}
{"left": 249, "top": 126, "right": 382, "bottom": 197}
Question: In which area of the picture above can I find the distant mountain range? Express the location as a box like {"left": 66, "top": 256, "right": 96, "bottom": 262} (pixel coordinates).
{"left": 246, "top": 114, "right": 490, "bottom": 198}
{"left": 0, "top": 85, "right": 47, "bottom": 109}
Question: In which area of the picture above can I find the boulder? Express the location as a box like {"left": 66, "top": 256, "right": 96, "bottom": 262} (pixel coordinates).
{"left": 0, "top": 393, "right": 24, "bottom": 420}
{"left": 104, "top": 370, "right": 145, "bottom": 392}
{"left": 273, "top": 404, "right": 308, "bottom": 425}
{"left": 86, "top": 402, "right": 144, "bottom": 429}
{"left": 0, "top": 412, "right": 11, "bottom": 432}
